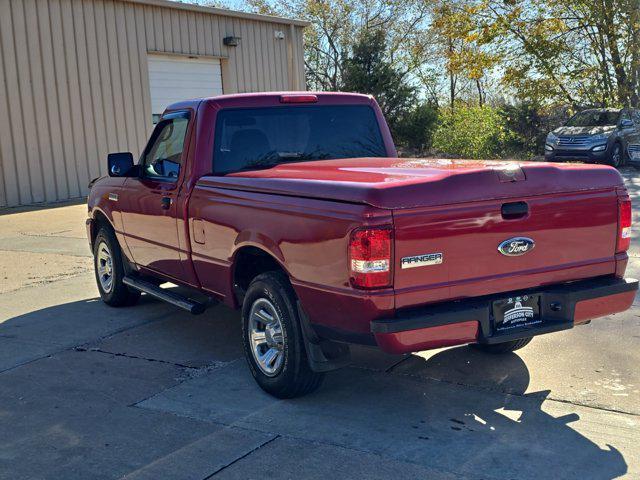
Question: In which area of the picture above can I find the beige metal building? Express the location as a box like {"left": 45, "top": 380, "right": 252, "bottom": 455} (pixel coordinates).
{"left": 0, "top": 0, "right": 307, "bottom": 207}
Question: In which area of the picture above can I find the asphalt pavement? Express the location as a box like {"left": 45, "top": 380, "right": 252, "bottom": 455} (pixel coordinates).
{"left": 0, "top": 168, "right": 639, "bottom": 479}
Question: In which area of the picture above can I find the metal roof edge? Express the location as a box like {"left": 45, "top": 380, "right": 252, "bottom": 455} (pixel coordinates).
{"left": 120, "top": 0, "right": 310, "bottom": 27}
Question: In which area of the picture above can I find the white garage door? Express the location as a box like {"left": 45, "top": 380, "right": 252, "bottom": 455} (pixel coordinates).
{"left": 148, "top": 54, "right": 223, "bottom": 121}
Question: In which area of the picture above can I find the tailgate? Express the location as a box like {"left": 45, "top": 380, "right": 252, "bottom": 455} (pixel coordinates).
{"left": 393, "top": 189, "right": 619, "bottom": 309}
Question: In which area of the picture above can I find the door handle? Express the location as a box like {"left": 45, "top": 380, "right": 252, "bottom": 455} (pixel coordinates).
{"left": 501, "top": 201, "right": 528, "bottom": 219}
{"left": 160, "top": 196, "right": 172, "bottom": 210}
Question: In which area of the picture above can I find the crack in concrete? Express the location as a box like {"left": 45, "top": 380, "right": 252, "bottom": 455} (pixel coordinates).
{"left": 78, "top": 347, "right": 198, "bottom": 369}
{"left": 384, "top": 355, "right": 412, "bottom": 373}
{"left": 82, "top": 347, "right": 233, "bottom": 380}
{"left": 0, "top": 312, "right": 177, "bottom": 375}
{"left": 0, "top": 269, "right": 92, "bottom": 295}
{"left": 202, "top": 434, "right": 280, "bottom": 479}
{"left": 138, "top": 407, "right": 494, "bottom": 480}
{"left": 0, "top": 354, "right": 56, "bottom": 375}
{"left": 129, "top": 360, "right": 243, "bottom": 409}
{"left": 0, "top": 247, "right": 91, "bottom": 258}
{"left": 17, "top": 230, "right": 84, "bottom": 238}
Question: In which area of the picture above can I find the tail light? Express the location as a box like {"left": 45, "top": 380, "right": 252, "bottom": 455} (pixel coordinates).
{"left": 349, "top": 227, "right": 393, "bottom": 289}
{"left": 617, "top": 196, "right": 632, "bottom": 253}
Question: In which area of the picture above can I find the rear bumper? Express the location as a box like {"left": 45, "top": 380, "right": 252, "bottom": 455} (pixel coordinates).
{"left": 372, "top": 276, "right": 638, "bottom": 354}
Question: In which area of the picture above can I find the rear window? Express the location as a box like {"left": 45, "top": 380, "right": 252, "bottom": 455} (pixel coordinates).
{"left": 213, "top": 105, "right": 387, "bottom": 174}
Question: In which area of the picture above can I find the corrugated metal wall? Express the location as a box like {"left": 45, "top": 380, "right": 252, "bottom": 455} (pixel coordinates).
{"left": 0, "top": 0, "right": 306, "bottom": 207}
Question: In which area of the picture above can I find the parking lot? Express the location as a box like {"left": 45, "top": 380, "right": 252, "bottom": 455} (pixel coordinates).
{"left": 1, "top": 169, "right": 640, "bottom": 480}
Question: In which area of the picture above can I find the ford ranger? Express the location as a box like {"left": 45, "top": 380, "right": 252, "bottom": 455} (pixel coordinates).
{"left": 87, "top": 92, "right": 638, "bottom": 398}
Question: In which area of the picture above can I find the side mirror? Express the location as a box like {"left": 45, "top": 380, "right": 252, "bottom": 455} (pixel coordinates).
{"left": 107, "top": 152, "right": 135, "bottom": 177}
{"left": 621, "top": 119, "right": 634, "bottom": 128}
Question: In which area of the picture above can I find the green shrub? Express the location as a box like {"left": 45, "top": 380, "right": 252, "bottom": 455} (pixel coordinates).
{"left": 499, "top": 103, "right": 546, "bottom": 157}
{"left": 432, "top": 105, "right": 506, "bottom": 159}
{"left": 394, "top": 102, "right": 439, "bottom": 152}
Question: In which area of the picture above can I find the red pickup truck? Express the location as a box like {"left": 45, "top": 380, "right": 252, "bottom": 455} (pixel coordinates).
{"left": 87, "top": 92, "right": 637, "bottom": 398}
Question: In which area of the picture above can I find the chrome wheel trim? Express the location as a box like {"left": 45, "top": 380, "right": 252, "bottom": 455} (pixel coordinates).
{"left": 96, "top": 241, "right": 114, "bottom": 293}
{"left": 248, "top": 298, "right": 285, "bottom": 377}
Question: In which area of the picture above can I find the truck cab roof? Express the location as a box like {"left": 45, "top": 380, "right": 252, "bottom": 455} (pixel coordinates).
{"left": 164, "top": 91, "right": 375, "bottom": 113}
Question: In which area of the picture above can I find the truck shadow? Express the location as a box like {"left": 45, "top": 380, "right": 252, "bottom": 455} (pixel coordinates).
{"left": 364, "top": 347, "right": 628, "bottom": 479}
{"left": 244, "top": 345, "right": 628, "bottom": 480}
{"left": 0, "top": 295, "right": 629, "bottom": 480}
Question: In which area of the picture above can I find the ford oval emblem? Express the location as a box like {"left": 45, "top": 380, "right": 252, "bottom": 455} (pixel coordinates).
{"left": 498, "top": 237, "right": 535, "bottom": 256}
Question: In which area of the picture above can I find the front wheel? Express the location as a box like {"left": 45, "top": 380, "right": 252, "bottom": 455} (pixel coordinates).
{"left": 473, "top": 337, "right": 532, "bottom": 354}
{"left": 93, "top": 228, "right": 140, "bottom": 307}
{"left": 608, "top": 142, "right": 623, "bottom": 168}
{"left": 242, "top": 271, "right": 324, "bottom": 398}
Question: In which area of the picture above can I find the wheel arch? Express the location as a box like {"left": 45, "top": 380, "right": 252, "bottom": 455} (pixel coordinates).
{"left": 232, "top": 243, "right": 351, "bottom": 375}
{"left": 231, "top": 243, "right": 292, "bottom": 308}
{"left": 90, "top": 209, "right": 115, "bottom": 249}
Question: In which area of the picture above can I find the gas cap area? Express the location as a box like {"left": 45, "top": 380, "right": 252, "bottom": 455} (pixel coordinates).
{"left": 493, "top": 164, "right": 526, "bottom": 183}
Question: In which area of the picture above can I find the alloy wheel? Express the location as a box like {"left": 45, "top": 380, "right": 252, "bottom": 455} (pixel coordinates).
{"left": 96, "top": 241, "right": 114, "bottom": 293}
{"left": 248, "top": 298, "right": 285, "bottom": 376}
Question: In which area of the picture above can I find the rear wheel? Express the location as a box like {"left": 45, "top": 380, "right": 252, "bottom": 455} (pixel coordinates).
{"left": 242, "top": 271, "right": 324, "bottom": 398}
{"left": 473, "top": 337, "right": 532, "bottom": 354}
{"left": 93, "top": 228, "right": 140, "bottom": 307}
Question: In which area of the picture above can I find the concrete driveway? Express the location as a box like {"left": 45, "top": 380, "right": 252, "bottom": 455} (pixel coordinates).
{"left": 1, "top": 169, "right": 639, "bottom": 480}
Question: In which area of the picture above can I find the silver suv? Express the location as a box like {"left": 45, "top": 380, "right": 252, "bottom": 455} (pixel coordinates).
{"left": 545, "top": 108, "right": 640, "bottom": 168}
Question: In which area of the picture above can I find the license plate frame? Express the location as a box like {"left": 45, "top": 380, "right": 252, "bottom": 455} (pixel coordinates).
{"left": 492, "top": 294, "right": 542, "bottom": 334}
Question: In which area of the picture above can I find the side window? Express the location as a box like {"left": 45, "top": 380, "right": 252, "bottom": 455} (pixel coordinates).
{"left": 141, "top": 114, "right": 189, "bottom": 180}
{"left": 620, "top": 110, "right": 632, "bottom": 126}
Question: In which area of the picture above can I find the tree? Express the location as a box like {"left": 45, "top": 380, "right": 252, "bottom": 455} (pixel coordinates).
{"left": 466, "top": 0, "right": 640, "bottom": 107}
{"left": 214, "top": 0, "right": 640, "bottom": 111}
{"left": 429, "top": 0, "right": 499, "bottom": 110}
{"left": 625, "top": 0, "right": 640, "bottom": 106}
{"left": 341, "top": 29, "right": 417, "bottom": 132}
{"left": 246, "top": 0, "right": 429, "bottom": 91}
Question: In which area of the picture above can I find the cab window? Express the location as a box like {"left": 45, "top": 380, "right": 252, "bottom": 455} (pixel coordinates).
{"left": 213, "top": 105, "right": 386, "bottom": 174}
{"left": 141, "top": 113, "right": 190, "bottom": 181}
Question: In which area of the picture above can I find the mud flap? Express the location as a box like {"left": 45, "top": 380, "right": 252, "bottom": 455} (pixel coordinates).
{"left": 297, "top": 301, "right": 351, "bottom": 372}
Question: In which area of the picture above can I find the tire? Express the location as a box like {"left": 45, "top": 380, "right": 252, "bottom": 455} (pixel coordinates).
{"left": 608, "top": 142, "right": 623, "bottom": 168}
{"left": 622, "top": 143, "right": 631, "bottom": 166}
{"left": 241, "top": 271, "right": 324, "bottom": 398}
{"left": 93, "top": 227, "right": 141, "bottom": 307}
{"left": 473, "top": 337, "right": 532, "bottom": 354}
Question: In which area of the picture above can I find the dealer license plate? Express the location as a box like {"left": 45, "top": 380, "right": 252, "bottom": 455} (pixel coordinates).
{"left": 492, "top": 294, "right": 542, "bottom": 333}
